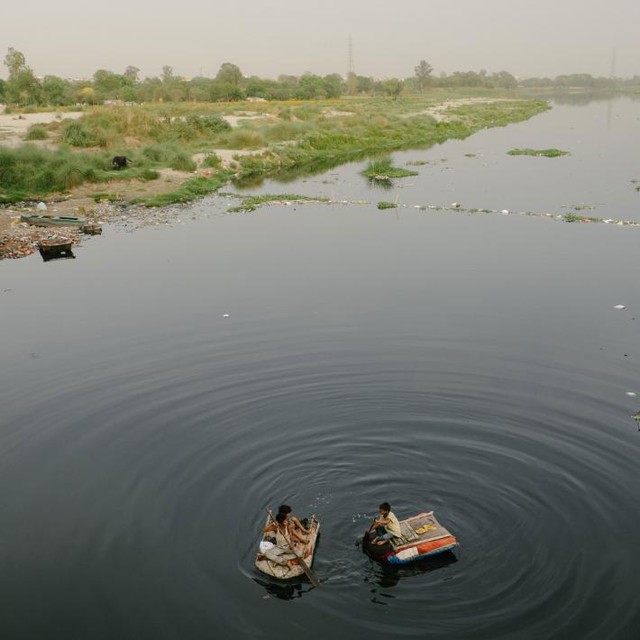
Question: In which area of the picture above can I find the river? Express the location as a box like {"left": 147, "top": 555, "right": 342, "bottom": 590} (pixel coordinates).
{"left": 1, "top": 96, "right": 639, "bottom": 639}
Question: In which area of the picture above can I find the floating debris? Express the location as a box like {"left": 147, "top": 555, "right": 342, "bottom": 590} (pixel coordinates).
{"left": 613, "top": 305, "right": 626, "bottom": 310}
{"left": 625, "top": 392, "right": 637, "bottom": 397}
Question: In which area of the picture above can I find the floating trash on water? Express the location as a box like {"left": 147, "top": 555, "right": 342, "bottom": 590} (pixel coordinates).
{"left": 626, "top": 392, "right": 637, "bottom": 397}
{"left": 451, "top": 202, "right": 461, "bottom": 209}
{"left": 613, "top": 305, "right": 626, "bottom": 310}
{"left": 222, "top": 313, "right": 230, "bottom": 318}
{"left": 633, "top": 412, "right": 640, "bottom": 429}
{"left": 501, "top": 209, "right": 509, "bottom": 214}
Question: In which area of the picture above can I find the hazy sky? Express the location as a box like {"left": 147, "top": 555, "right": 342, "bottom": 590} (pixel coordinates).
{"left": 2, "top": 0, "right": 638, "bottom": 80}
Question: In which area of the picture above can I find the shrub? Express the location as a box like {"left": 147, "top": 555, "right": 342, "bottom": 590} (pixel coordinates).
{"left": 202, "top": 153, "right": 222, "bottom": 168}
{"left": 140, "top": 168, "right": 160, "bottom": 181}
{"left": 24, "top": 125, "right": 49, "bottom": 140}
{"left": 61, "top": 120, "right": 100, "bottom": 147}
{"left": 169, "top": 151, "right": 197, "bottom": 172}
{"left": 221, "top": 129, "right": 266, "bottom": 149}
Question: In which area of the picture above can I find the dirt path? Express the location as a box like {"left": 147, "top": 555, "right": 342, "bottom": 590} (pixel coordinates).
{"left": 0, "top": 109, "right": 84, "bottom": 148}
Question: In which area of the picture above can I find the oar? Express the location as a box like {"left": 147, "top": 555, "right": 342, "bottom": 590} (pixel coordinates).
{"left": 266, "top": 508, "right": 320, "bottom": 588}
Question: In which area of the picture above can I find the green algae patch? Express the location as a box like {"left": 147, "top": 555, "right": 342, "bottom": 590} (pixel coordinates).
{"left": 227, "top": 193, "right": 328, "bottom": 213}
{"left": 507, "top": 148, "right": 570, "bottom": 157}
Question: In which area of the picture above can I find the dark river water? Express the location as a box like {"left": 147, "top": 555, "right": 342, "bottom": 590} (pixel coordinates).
{"left": 1, "top": 97, "right": 640, "bottom": 639}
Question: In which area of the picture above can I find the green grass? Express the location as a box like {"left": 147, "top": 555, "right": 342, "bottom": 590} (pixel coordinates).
{"left": 24, "top": 124, "right": 49, "bottom": 140}
{"left": 0, "top": 96, "right": 551, "bottom": 204}
{"left": 133, "top": 173, "right": 232, "bottom": 207}
{"left": 377, "top": 201, "right": 398, "bottom": 209}
{"left": 507, "top": 148, "right": 570, "bottom": 157}
{"left": 362, "top": 157, "right": 419, "bottom": 179}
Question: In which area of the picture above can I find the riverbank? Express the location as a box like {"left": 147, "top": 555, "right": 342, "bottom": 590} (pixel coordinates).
{"left": 1, "top": 95, "right": 549, "bottom": 260}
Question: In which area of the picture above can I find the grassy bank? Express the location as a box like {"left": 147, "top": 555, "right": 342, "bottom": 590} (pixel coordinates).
{"left": 0, "top": 95, "right": 550, "bottom": 206}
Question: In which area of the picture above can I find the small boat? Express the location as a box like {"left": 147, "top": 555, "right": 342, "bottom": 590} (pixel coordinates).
{"left": 21, "top": 214, "right": 86, "bottom": 227}
{"left": 255, "top": 515, "right": 320, "bottom": 580}
{"left": 38, "top": 237, "right": 75, "bottom": 261}
{"left": 363, "top": 511, "right": 458, "bottom": 564}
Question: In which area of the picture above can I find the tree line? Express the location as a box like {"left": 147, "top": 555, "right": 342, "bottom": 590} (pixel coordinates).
{"left": 2, "top": 48, "right": 639, "bottom": 108}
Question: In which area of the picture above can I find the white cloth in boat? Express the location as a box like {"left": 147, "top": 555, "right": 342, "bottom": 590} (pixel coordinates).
{"left": 263, "top": 526, "right": 297, "bottom": 566}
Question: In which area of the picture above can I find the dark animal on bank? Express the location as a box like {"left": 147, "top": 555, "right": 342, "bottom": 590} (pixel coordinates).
{"left": 112, "top": 156, "right": 129, "bottom": 170}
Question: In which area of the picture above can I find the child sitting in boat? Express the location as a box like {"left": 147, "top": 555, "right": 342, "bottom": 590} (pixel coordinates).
{"left": 369, "top": 502, "right": 402, "bottom": 545}
{"left": 263, "top": 510, "right": 309, "bottom": 546}
{"left": 278, "top": 504, "right": 310, "bottom": 542}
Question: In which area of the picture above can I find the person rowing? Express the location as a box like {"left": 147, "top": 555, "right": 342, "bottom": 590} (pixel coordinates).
{"left": 278, "top": 504, "right": 310, "bottom": 543}
{"left": 369, "top": 502, "right": 402, "bottom": 545}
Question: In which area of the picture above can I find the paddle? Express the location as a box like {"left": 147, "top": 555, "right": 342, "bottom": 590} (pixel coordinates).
{"left": 266, "top": 508, "right": 320, "bottom": 588}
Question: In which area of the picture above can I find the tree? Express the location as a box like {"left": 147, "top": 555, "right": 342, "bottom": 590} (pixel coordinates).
{"left": 93, "top": 69, "right": 126, "bottom": 97}
{"left": 3, "top": 47, "right": 41, "bottom": 105}
{"left": 414, "top": 60, "right": 433, "bottom": 92}
{"left": 161, "top": 65, "right": 174, "bottom": 83}
{"left": 323, "top": 73, "right": 345, "bottom": 98}
{"left": 124, "top": 66, "right": 140, "bottom": 83}
{"left": 42, "top": 75, "right": 70, "bottom": 105}
{"left": 384, "top": 78, "right": 403, "bottom": 99}
{"left": 216, "top": 62, "right": 243, "bottom": 88}
{"left": 4, "top": 47, "right": 28, "bottom": 78}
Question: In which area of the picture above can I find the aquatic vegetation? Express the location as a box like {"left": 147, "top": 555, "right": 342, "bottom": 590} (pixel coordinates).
{"left": 363, "top": 157, "right": 419, "bottom": 180}
{"left": 226, "top": 193, "right": 328, "bottom": 212}
{"left": 507, "top": 148, "right": 570, "bottom": 157}
{"left": 377, "top": 201, "right": 398, "bottom": 210}
{"left": 562, "top": 212, "right": 601, "bottom": 223}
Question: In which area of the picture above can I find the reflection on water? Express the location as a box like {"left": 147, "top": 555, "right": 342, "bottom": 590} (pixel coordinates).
{"left": 367, "top": 551, "right": 459, "bottom": 595}
{"left": 253, "top": 577, "right": 315, "bottom": 601}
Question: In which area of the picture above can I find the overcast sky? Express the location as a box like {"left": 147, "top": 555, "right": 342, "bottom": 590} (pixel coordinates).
{"left": 2, "top": 0, "right": 638, "bottom": 80}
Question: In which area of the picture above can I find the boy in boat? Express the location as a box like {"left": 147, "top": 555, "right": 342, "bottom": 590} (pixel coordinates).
{"left": 262, "top": 512, "right": 309, "bottom": 567}
{"left": 370, "top": 502, "right": 402, "bottom": 545}
{"left": 278, "top": 504, "right": 310, "bottom": 541}
{"left": 263, "top": 508, "right": 308, "bottom": 546}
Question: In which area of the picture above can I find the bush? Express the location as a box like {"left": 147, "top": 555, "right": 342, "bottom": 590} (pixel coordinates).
{"left": 24, "top": 125, "right": 49, "bottom": 140}
{"left": 202, "top": 153, "right": 222, "bottom": 168}
{"left": 140, "top": 168, "right": 160, "bottom": 181}
{"left": 169, "top": 151, "right": 197, "bottom": 172}
{"left": 220, "top": 129, "right": 266, "bottom": 149}
{"left": 61, "top": 120, "right": 100, "bottom": 147}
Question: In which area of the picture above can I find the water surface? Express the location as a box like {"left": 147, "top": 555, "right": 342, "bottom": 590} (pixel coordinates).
{"left": 1, "top": 97, "right": 639, "bottom": 640}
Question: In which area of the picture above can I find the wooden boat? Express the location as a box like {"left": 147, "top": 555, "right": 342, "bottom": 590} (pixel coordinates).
{"left": 255, "top": 515, "right": 320, "bottom": 580}
{"left": 21, "top": 213, "right": 86, "bottom": 227}
{"left": 363, "top": 511, "right": 458, "bottom": 565}
{"left": 38, "top": 237, "right": 75, "bottom": 261}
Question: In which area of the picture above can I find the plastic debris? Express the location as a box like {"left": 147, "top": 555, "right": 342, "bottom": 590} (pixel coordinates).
{"left": 613, "top": 305, "right": 626, "bottom": 310}
{"left": 222, "top": 313, "right": 230, "bottom": 318}
{"left": 36, "top": 202, "right": 47, "bottom": 211}
{"left": 626, "top": 392, "right": 637, "bottom": 397}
